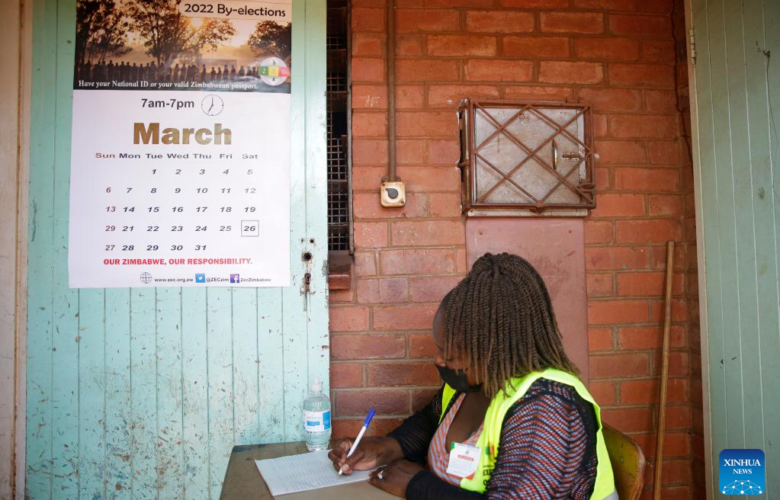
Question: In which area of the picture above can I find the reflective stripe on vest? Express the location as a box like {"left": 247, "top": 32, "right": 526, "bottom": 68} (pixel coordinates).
{"left": 438, "top": 369, "right": 617, "bottom": 500}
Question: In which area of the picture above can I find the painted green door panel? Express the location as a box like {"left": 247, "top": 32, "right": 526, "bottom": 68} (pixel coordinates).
{"left": 690, "top": 0, "right": 780, "bottom": 496}
{"left": 25, "top": 0, "right": 328, "bottom": 498}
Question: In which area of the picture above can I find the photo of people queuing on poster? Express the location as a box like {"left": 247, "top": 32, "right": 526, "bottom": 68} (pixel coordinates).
{"left": 74, "top": 0, "right": 291, "bottom": 92}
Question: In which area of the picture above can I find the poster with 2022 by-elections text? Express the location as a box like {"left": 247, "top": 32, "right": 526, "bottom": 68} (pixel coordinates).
{"left": 68, "top": 0, "right": 291, "bottom": 288}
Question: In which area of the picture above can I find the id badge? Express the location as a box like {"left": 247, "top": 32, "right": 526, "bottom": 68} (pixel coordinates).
{"left": 446, "top": 443, "right": 481, "bottom": 479}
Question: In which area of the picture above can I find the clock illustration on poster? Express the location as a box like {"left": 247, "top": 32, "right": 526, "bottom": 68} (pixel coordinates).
{"left": 201, "top": 94, "right": 225, "bottom": 116}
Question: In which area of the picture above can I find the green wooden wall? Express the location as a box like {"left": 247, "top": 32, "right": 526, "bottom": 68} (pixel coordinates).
{"left": 689, "top": 0, "right": 780, "bottom": 497}
{"left": 25, "top": 0, "right": 329, "bottom": 498}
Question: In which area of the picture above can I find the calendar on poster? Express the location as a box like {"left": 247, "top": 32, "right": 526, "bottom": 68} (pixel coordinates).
{"left": 68, "top": 0, "right": 292, "bottom": 288}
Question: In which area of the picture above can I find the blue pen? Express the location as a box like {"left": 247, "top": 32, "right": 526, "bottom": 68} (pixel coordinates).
{"left": 338, "top": 408, "right": 376, "bottom": 476}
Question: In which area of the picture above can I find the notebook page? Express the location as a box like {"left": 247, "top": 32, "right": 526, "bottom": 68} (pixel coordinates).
{"left": 255, "top": 450, "right": 373, "bottom": 496}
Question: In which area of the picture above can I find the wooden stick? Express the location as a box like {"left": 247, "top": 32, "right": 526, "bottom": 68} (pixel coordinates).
{"left": 653, "top": 241, "right": 675, "bottom": 500}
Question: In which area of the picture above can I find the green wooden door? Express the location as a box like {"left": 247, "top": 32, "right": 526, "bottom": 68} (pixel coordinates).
{"left": 25, "top": 0, "right": 328, "bottom": 498}
{"left": 689, "top": 0, "right": 780, "bottom": 497}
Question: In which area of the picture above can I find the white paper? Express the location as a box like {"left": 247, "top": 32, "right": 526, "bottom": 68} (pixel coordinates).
{"left": 255, "top": 450, "right": 372, "bottom": 496}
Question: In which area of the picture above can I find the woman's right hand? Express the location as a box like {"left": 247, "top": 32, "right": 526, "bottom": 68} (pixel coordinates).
{"left": 328, "top": 436, "right": 403, "bottom": 475}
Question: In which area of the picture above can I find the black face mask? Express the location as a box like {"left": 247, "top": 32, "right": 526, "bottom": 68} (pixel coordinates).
{"left": 436, "top": 364, "right": 482, "bottom": 393}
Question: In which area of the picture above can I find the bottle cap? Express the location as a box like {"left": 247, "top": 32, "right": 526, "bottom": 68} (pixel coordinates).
{"left": 312, "top": 378, "right": 323, "bottom": 393}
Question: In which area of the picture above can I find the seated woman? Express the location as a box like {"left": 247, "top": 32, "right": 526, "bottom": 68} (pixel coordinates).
{"left": 329, "top": 253, "right": 616, "bottom": 499}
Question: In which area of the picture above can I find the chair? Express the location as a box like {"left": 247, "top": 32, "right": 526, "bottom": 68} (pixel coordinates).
{"left": 603, "top": 423, "right": 646, "bottom": 500}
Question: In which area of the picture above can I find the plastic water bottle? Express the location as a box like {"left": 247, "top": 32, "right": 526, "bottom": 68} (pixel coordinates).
{"left": 303, "top": 378, "right": 331, "bottom": 451}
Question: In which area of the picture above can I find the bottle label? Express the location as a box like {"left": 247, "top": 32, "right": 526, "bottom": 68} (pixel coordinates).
{"left": 304, "top": 410, "right": 331, "bottom": 432}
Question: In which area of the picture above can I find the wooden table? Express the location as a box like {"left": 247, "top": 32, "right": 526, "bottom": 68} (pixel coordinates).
{"left": 220, "top": 442, "right": 397, "bottom": 500}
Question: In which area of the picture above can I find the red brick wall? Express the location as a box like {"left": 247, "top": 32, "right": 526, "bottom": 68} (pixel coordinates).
{"left": 330, "top": 0, "right": 701, "bottom": 497}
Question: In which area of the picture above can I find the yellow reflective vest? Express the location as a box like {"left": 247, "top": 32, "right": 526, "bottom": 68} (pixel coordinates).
{"left": 438, "top": 368, "right": 617, "bottom": 499}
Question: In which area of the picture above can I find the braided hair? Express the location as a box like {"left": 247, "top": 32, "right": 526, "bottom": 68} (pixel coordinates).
{"left": 442, "top": 252, "right": 578, "bottom": 398}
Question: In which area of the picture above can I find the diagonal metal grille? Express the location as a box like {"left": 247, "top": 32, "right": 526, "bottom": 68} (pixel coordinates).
{"left": 463, "top": 101, "right": 596, "bottom": 211}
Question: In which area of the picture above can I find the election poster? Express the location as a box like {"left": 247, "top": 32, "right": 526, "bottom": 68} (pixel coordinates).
{"left": 69, "top": 0, "right": 292, "bottom": 288}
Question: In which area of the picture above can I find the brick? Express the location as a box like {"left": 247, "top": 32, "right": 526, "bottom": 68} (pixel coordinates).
{"left": 647, "top": 140, "right": 681, "bottom": 164}
{"left": 330, "top": 307, "right": 370, "bottom": 332}
{"left": 589, "top": 353, "right": 650, "bottom": 378}
{"left": 644, "top": 459, "right": 694, "bottom": 486}
{"left": 648, "top": 194, "right": 683, "bottom": 216}
{"left": 573, "top": 0, "right": 635, "bottom": 9}
{"left": 352, "top": 166, "right": 385, "bottom": 189}
{"left": 601, "top": 407, "right": 654, "bottom": 433}
{"left": 465, "top": 60, "right": 534, "bottom": 82}
{"left": 585, "top": 220, "right": 613, "bottom": 244}
{"left": 352, "top": 8, "right": 386, "bottom": 32}
{"left": 574, "top": 37, "right": 639, "bottom": 61}
{"left": 593, "top": 113, "right": 608, "bottom": 137}
{"left": 356, "top": 278, "right": 409, "bottom": 304}
{"left": 397, "top": 9, "right": 460, "bottom": 32}
{"left": 428, "top": 35, "right": 498, "bottom": 57}
{"left": 391, "top": 220, "right": 465, "bottom": 246}
{"left": 395, "top": 35, "right": 425, "bottom": 56}
{"left": 501, "top": 0, "right": 567, "bottom": 6}
{"left": 633, "top": 432, "right": 690, "bottom": 459}
{"left": 396, "top": 86, "right": 425, "bottom": 109}
{"left": 614, "top": 167, "right": 680, "bottom": 192}
{"left": 595, "top": 167, "right": 610, "bottom": 190}
{"left": 610, "top": 115, "right": 678, "bottom": 138}
{"left": 587, "top": 273, "right": 614, "bottom": 297}
{"left": 644, "top": 90, "right": 678, "bottom": 113}
{"left": 353, "top": 85, "right": 387, "bottom": 109}
{"left": 355, "top": 251, "right": 377, "bottom": 276}
{"left": 428, "top": 193, "right": 462, "bottom": 217}
{"left": 409, "top": 333, "right": 437, "bottom": 358}
{"left": 650, "top": 298, "right": 689, "bottom": 323}
{"left": 466, "top": 11, "right": 535, "bottom": 33}
{"left": 541, "top": 12, "right": 604, "bottom": 34}
{"left": 397, "top": 112, "right": 459, "bottom": 137}
{"left": 642, "top": 39, "right": 675, "bottom": 63}
{"left": 502, "top": 36, "right": 570, "bottom": 58}
{"left": 412, "top": 388, "right": 441, "bottom": 412}
{"left": 579, "top": 88, "right": 642, "bottom": 112}
{"left": 354, "top": 193, "right": 427, "bottom": 219}
{"left": 331, "top": 334, "right": 406, "bottom": 360}
{"left": 634, "top": 0, "right": 672, "bottom": 13}
{"left": 354, "top": 222, "right": 389, "bottom": 248}
{"left": 596, "top": 141, "right": 646, "bottom": 166}
{"left": 397, "top": 140, "right": 426, "bottom": 164}
{"left": 337, "top": 389, "right": 409, "bottom": 416}
{"left": 589, "top": 326, "right": 614, "bottom": 351}
{"left": 353, "top": 33, "right": 385, "bottom": 57}
{"left": 503, "top": 85, "right": 574, "bottom": 101}
{"left": 586, "top": 246, "right": 650, "bottom": 271}
{"left": 353, "top": 140, "right": 388, "bottom": 165}
{"left": 426, "top": 0, "right": 494, "bottom": 7}
{"left": 664, "top": 405, "right": 692, "bottom": 430}
{"left": 374, "top": 304, "right": 438, "bottom": 330}
{"left": 428, "top": 85, "right": 500, "bottom": 108}
{"left": 396, "top": 59, "right": 459, "bottom": 82}
{"left": 352, "top": 112, "right": 387, "bottom": 137}
{"left": 332, "top": 418, "right": 404, "bottom": 439}
{"left": 589, "top": 380, "right": 618, "bottom": 406}
{"left": 588, "top": 299, "right": 649, "bottom": 324}
{"left": 330, "top": 289, "right": 354, "bottom": 303}
{"left": 367, "top": 362, "right": 441, "bottom": 386}
{"left": 397, "top": 167, "right": 461, "bottom": 192}
{"left": 620, "top": 378, "right": 687, "bottom": 405}
{"left": 609, "top": 14, "right": 672, "bottom": 36}
{"left": 609, "top": 63, "right": 674, "bottom": 88}
{"left": 539, "top": 61, "right": 604, "bottom": 84}
{"left": 331, "top": 364, "right": 364, "bottom": 388}
{"left": 457, "top": 248, "right": 468, "bottom": 274}
{"left": 426, "top": 141, "right": 461, "bottom": 166}
{"left": 352, "top": 58, "right": 385, "bottom": 82}
{"left": 380, "top": 249, "right": 458, "bottom": 275}
{"left": 650, "top": 351, "right": 690, "bottom": 377}
{"left": 618, "top": 271, "right": 684, "bottom": 296}
{"left": 615, "top": 219, "right": 682, "bottom": 244}
{"left": 409, "top": 275, "right": 462, "bottom": 302}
